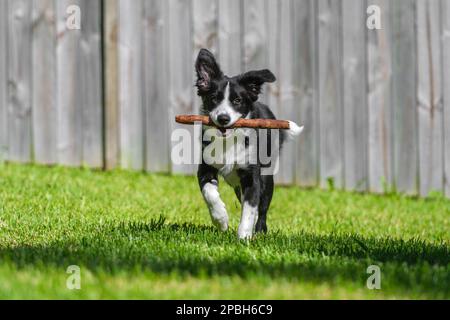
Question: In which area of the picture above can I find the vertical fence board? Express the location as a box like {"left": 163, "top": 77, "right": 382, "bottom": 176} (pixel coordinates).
{"left": 104, "top": 0, "right": 119, "bottom": 170}
{"left": 32, "top": 0, "right": 57, "bottom": 165}
{"left": 218, "top": 0, "right": 242, "bottom": 76}
{"left": 244, "top": 0, "right": 274, "bottom": 107}
{"left": 442, "top": 0, "right": 450, "bottom": 197}
{"left": 0, "top": 1, "right": 8, "bottom": 162}
{"left": 118, "top": 0, "right": 144, "bottom": 170}
{"left": 416, "top": 0, "right": 444, "bottom": 196}
{"left": 192, "top": 0, "right": 218, "bottom": 55}
{"left": 56, "top": 0, "right": 83, "bottom": 165}
{"left": 143, "top": 0, "right": 170, "bottom": 172}
{"left": 79, "top": 0, "right": 103, "bottom": 167}
{"left": 275, "top": 0, "right": 296, "bottom": 184}
{"left": 192, "top": 0, "right": 218, "bottom": 114}
{"left": 264, "top": 0, "right": 285, "bottom": 184}
{"left": 244, "top": 0, "right": 272, "bottom": 108}
{"left": 264, "top": 0, "right": 279, "bottom": 123}
{"left": 191, "top": 0, "right": 219, "bottom": 172}
{"left": 243, "top": 0, "right": 268, "bottom": 71}
{"left": 294, "top": 0, "right": 318, "bottom": 186}
{"left": 166, "top": 0, "right": 195, "bottom": 174}
{"left": 391, "top": 0, "right": 418, "bottom": 194}
{"left": 342, "top": 0, "right": 368, "bottom": 191}
{"left": 367, "top": 0, "right": 393, "bottom": 193}
{"left": 317, "top": 0, "right": 344, "bottom": 189}
{"left": 8, "top": 0, "right": 33, "bottom": 163}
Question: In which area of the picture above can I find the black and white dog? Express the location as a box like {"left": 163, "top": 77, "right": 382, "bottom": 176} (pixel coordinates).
{"left": 195, "top": 49, "right": 303, "bottom": 239}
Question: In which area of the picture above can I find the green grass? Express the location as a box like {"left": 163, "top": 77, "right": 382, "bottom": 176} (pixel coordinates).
{"left": 0, "top": 163, "right": 448, "bottom": 299}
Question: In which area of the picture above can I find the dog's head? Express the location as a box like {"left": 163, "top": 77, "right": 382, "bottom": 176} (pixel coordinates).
{"left": 195, "top": 49, "right": 276, "bottom": 129}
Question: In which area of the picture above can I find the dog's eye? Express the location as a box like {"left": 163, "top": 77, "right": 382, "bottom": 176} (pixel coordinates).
{"left": 209, "top": 94, "right": 218, "bottom": 103}
{"left": 232, "top": 97, "right": 242, "bottom": 105}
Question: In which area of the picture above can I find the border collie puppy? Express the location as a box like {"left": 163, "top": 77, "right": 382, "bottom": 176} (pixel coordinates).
{"left": 195, "top": 48, "right": 303, "bottom": 239}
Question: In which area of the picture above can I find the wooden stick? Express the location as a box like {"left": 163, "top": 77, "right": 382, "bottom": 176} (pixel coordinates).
{"left": 175, "top": 115, "right": 291, "bottom": 129}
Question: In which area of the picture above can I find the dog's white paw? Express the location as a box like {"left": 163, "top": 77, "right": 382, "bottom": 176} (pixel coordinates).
{"left": 208, "top": 198, "right": 229, "bottom": 231}
{"left": 212, "top": 215, "right": 228, "bottom": 232}
{"left": 237, "top": 202, "right": 257, "bottom": 240}
{"left": 237, "top": 228, "right": 253, "bottom": 240}
{"left": 202, "top": 182, "right": 229, "bottom": 232}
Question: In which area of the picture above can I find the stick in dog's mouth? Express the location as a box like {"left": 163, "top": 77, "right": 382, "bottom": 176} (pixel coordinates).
{"left": 175, "top": 115, "right": 304, "bottom": 138}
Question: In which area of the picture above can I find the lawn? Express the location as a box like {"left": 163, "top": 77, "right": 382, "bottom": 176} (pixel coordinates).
{"left": 0, "top": 163, "right": 448, "bottom": 299}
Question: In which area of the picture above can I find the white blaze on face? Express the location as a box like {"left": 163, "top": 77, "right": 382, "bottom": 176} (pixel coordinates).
{"left": 210, "top": 82, "right": 242, "bottom": 127}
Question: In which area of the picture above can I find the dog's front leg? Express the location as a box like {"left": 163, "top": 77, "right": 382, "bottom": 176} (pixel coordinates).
{"left": 237, "top": 169, "right": 260, "bottom": 240}
{"left": 198, "top": 164, "right": 229, "bottom": 231}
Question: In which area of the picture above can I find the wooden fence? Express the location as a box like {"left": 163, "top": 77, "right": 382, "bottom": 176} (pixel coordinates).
{"left": 0, "top": 0, "right": 449, "bottom": 198}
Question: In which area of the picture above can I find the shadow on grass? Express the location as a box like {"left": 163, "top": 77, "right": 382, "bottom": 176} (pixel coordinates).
{"left": 1, "top": 219, "right": 449, "bottom": 297}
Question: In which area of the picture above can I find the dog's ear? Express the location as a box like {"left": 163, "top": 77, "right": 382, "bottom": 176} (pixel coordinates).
{"left": 195, "top": 49, "right": 223, "bottom": 93}
{"left": 238, "top": 69, "right": 276, "bottom": 101}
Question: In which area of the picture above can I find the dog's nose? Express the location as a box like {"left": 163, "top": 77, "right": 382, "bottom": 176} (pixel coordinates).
{"left": 217, "top": 114, "right": 231, "bottom": 126}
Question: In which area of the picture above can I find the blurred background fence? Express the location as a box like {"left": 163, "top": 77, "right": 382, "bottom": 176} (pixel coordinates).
{"left": 0, "top": 0, "right": 449, "bottom": 198}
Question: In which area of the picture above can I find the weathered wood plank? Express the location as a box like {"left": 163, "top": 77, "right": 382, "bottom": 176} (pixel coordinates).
{"left": 342, "top": 0, "right": 367, "bottom": 191}
{"left": 367, "top": 0, "right": 393, "bottom": 193}
{"left": 8, "top": 0, "right": 33, "bottom": 163}
{"left": 192, "top": 0, "right": 218, "bottom": 56}
{"left": 78, "top": 0, "right": 103, "bottom": 168}
{"left": 118, "top": 0, "right": 144, "bottom": 170}
{"left": 255, "top": 0, "right": 284, "bottom": 183}
{"left": 390, "top": 0, "right": 418, "bottom": 194}
{"left": 442, "top": 0, "right": 450, "bottom": 197}
{"left": 104, "top": 0, "right": 119, "bottom": 170}
{"left": 56, "top": 0, "right": 83, "bottom": 166}
{"left": 317, "top": 0, "right": 344, "bottom": 189}
{"left": 217, "top": 0, "right": 242, "bottom": 76}
{"left": 294, "top": 0, "right": 318, "bottom": 186}
{"left": 192, "top": 0, "right": 219, "bottom": 163}
{"left": 243, "top": 0, "right": 268, "bottom": 71}
{"left": 274, "top": 0, "right": 296, "bottom": 184}
{"left": 142, "top": 0, "right": 170, "bottom": 172}
{"left": 416, "top": 0, "right": 444, "bottom": 196}
{"left": 32, "top": 0, "right": 57, "bottom": 165}
{"left": 166, "top": 0, "right": 195, "bottom": 174}
{"left": 243, "top": 0, "right": 273, "bottom": 106}
{"left": 55, "top": 0, "right": 103, "bottom": 168}
{"left": 0, "top": 1, "right": 8, "bottom": 163}
{"left": 264, "top": 0, "right": 279, "bottom": 120}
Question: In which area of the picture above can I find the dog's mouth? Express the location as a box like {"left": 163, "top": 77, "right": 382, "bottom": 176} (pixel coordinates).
{"left": 209, "top": 115, "right": 235, "bottom": 137}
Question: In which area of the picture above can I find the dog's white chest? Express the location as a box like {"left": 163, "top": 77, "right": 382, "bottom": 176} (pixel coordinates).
{"left": 203, "top": 128, "right": 255, "bottom": 188}
{"left": 221, "top": 168, "right": 240, "bottom": 189}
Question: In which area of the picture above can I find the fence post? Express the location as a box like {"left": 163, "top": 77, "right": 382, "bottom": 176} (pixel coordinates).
{"left": 104, "top": 0, "right": 120, "bottom": 170}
